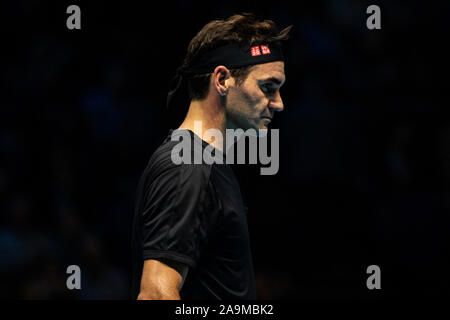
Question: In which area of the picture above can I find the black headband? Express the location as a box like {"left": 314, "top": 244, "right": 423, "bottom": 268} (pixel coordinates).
{"left": 167, "top": 41, "right": 284, "bottom": 108}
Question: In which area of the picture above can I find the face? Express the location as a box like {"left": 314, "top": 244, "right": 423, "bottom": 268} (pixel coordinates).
{"left": 225, "top": 61, "right": 285, "bottom": 131}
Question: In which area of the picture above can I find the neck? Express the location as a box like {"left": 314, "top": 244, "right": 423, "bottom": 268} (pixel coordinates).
{"left": 178, "top": 95, "right": 227, "bottom": 151}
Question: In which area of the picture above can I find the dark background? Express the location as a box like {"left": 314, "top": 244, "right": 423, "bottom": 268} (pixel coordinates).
{"left": 1, "top": 0, "right": 449, "bottom": 299}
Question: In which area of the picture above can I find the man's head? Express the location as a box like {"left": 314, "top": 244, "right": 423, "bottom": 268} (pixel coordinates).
{"left": 182, "top": 13, "right": 291, "bottom": 130}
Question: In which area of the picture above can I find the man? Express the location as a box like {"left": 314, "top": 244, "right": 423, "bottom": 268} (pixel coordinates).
{"left": 132, "top": 13, "right": 291, "bottom": 300}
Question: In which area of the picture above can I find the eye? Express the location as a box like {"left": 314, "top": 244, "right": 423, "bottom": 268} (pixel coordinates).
{"left": 261, "top": 84, "right": 276, "bottom": 94}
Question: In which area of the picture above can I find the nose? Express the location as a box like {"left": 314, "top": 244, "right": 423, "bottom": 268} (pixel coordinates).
{"left": 269, "top": 91, "right": 284, "bottom": 112}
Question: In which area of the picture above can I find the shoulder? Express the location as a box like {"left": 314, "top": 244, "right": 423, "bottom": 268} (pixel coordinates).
{"left": 140, "top": 132, "right": 213, "bottom": 193}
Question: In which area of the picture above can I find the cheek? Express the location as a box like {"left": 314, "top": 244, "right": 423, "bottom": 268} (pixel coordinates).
{"left": 237, "top": 84, "right": 265, "bottom": 109}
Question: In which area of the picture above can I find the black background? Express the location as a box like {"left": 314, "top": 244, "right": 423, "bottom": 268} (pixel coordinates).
{"left": 1, "top": 0, "right": 449, "bottom": 299}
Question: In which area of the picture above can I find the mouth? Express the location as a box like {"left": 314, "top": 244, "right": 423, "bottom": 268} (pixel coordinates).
{"left": 261, "top": 116, "right": 272, "bottom": 121}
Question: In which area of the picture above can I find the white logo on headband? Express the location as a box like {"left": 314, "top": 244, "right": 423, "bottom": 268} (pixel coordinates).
{"left": 251, "top": 44, "right": 271, "bottom": 56}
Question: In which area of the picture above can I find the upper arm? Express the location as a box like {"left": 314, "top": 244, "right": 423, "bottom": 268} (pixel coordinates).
{"left": 140, "top": 164, "right": 220, "bottom": 265}
{"left": 138, "top": 259, "right": 188, "bottom": 300}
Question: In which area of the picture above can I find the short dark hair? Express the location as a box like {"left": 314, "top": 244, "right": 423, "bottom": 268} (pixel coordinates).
{"left": 183, "top": 13, "right": 292, "bottom": 101}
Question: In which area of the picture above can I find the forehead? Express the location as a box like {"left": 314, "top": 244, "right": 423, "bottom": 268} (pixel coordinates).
{"left": 249, "top": 61, "right": 285, "bottom": 81}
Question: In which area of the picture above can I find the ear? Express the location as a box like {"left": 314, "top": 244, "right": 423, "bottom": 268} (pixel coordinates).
{"left": 212, "top": 65, "right": 231, "bottom": 96}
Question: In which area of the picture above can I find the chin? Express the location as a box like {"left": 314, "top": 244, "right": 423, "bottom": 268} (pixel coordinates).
{"left": 237, "top": 119, "right": 268, "bottom": 133}
{"left": 258, "top": 121, "right": 271, "bottom": 130}
{"left": 247, "top": 124, "right": 267, "bottom": 137}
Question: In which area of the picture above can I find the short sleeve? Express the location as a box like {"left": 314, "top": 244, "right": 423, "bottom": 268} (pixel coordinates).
{"left": 139, "top": 162, "right": 221, "bottom": 268}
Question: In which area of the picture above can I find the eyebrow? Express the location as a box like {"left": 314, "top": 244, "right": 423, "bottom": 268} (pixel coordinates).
{"left": 261, "top": 77, "right": 285, "bottom": 86}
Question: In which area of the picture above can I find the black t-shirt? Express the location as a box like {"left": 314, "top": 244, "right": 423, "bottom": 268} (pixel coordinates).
{"left": 131, "top": 129, "right": 256, "bottom": 300}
